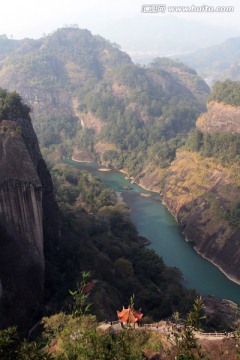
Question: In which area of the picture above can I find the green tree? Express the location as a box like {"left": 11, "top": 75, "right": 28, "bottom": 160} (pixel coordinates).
{"left": 0, "top": 88, "right": 30, "bottom": 120}
{"left": 69, "top": 271, "right": 92, "bottom": 318}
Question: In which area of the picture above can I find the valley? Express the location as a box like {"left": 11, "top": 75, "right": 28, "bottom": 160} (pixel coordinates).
{"left": 0, "top": 25, "right": 240, "bottom": 359}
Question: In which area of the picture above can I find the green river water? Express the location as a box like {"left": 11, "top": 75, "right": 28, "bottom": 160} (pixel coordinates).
{"left": 64, "top": 159, "right": 240, "bottom": 304}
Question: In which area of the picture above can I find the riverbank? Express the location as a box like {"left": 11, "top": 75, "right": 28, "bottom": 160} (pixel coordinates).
{"left": 162, "top": 198, "right": 240, "bottom": 288}
{"left": 118, "top": 166, "right": 240, "bottom": 286}
{"left": 98, "top": 168, "right": 111, "bottom": 172}
{"left": 138, "top": 235, "right": 152, "bottom": 246}
{"left": 195, "top": 247, "right": 240, "bottom": 287}
{"left": 65, "top": 158, "right": 240, "bottom": 301}
{"left": 118, "top": 168, "right": 162, "bottom": 193}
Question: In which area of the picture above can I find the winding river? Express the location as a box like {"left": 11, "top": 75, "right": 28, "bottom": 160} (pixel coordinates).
{"left": 64, "top": 159, "right": 240, "bottom": 303}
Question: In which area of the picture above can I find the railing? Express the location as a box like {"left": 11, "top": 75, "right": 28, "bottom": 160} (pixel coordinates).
{"left": 100, "top": 321, "right": 234, "bottom": 338}
{"left": 196, "top": 331, "right": 233, "bottom": 338}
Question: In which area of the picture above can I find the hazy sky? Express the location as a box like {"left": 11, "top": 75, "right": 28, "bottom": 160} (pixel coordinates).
{"left": 0, "top": 0, "right": 239, "bottom": 39}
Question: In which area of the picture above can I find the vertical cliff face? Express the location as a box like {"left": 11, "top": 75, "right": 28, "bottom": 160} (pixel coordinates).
{"left": 16, "top": 118, "right": 60, "bottom": 252}
{"left": 0, "top": 180, "right": 43, "bottom": 259}
{"left": 0, "top": 118, "right": 59, "bottom": 329}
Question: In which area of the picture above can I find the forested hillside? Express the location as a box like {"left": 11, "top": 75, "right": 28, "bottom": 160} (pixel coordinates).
{"left": 0, "top": 28, "right": 209, "bottom": 178}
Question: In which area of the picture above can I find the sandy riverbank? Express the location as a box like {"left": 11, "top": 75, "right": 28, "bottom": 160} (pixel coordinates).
{"left": 71, "top": 157, "right": 92, "bottom": 163}
{"left": 118, "top": 168, "right": 128, "bottom": 175}
{"left": 98, "top": 168, "right": 111, "bottom": 172}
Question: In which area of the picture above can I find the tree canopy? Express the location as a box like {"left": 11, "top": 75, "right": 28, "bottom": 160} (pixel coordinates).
{"left": 0, "top": 88, "right": 30, "bottom": 121}
{"left": 208, "top": 79, "right": 240, "bottom": 106}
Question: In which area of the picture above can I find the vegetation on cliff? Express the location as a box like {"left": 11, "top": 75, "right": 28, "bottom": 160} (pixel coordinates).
{"left": 207, "top": 80, "right": 240, "bottom": 106}
{"left": 0, "top": 88, "right": 30, "bottom": 121}
{"left": 186, "top": 129, "right": 240, "bottom": 166}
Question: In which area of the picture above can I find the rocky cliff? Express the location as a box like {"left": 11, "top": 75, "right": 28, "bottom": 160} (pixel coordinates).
{"left": 0, "top": 115, "right": 59, "bottom": 329}
{"left": 197, "top": 101, "right": 240, "bottom": 133}
{"left": 163, "top": 97, "right": 240, "bottom": 283}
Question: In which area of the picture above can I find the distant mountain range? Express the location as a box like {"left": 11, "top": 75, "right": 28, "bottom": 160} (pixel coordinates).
{"left": 179, "top": 37, "right": 240, "bottom": 85}
{"left": 93, "top": 15, "right": 240, "bottom": 63}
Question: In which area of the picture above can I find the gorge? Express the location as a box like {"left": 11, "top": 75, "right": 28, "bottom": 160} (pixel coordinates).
{"left": 0, "top": 29, "right": 240, "bottom": 329}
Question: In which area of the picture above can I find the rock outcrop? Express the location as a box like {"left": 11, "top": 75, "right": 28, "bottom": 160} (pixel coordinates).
{"left": 197, "top": 101, "right": 240, "bottom": 134}
{"left": 0, "top": 118, "right": 59, "bottom": 329}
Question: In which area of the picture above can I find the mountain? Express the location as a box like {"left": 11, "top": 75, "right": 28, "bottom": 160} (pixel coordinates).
{"left": 0, "top": 89, "right": 60, "bottom": 330}
{"left": 0, "top": 27, "right": 209, "bottom": 184}
{"left": 163, "top": 80, "right": 240, "bottom": 283}
{"left": 0, "top": 28, "right": 210, "bottom": 327}
{"left": 92, "top": 15, "right": 239, "bottom": 63}
{"left": 179, "top": 37, "right": 240, "bottom": 85}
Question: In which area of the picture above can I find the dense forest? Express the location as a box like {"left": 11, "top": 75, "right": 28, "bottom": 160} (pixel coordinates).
{"left": 0, "top": 28, "right": 210, "bottom": 176}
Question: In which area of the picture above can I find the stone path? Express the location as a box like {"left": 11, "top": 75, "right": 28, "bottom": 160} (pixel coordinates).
{"left": 98, "top": 320, "right": 234, "bottom": 341}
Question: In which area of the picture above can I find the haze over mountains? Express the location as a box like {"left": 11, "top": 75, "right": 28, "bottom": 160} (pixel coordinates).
{"left": 179, "top": 36, "right": 240, "bottom": 85}
{"left": 93, "top": 15, "right": 240, "bottom": 64}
